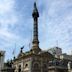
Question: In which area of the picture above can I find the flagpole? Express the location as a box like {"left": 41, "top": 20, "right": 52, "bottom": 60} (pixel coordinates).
{"left": 56, "top": 40, "right": 58, "bottom": 47}
{"left": 12, "top": 43, "right": 16, "bottom": 59}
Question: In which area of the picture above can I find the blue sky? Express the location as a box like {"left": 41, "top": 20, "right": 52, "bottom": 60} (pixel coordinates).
{"left": 0, "top": 0, "right": 72, "bottom": 61}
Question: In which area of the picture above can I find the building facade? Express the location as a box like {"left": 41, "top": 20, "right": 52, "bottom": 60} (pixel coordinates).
{"left": 13, "top": 49, "right": 53, "bottom": 72}
{"left": 1, "top": 60, "right": 15, "bottom": 72}
{"left": 68, "top": 61, "right": 72, "bottom": 72}
{"left": 0, "top": 51, "right": 5, "bottom": 71}
{"left": 48, "top": 47, "right": 62, "bottom": 55}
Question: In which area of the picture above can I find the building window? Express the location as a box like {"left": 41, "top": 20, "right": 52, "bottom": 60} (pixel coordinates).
{"left": 25, "top": 64, "right": 28, "bottom": 68}
{"left": 33, "top": 63, "right": 40, "bottom": 72}
{"left": 18, "top": 65, "right": 21, "bottom": 72}
{"left": 34, "top": 63, "right": 39, "bottom": 69}
{"left": 43, "top": 64, "right": 47, "bottom": 72}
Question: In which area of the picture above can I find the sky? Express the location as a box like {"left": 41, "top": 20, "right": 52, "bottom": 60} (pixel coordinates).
{"left": 0, "top": 0, "right": 72, "bottom": 61}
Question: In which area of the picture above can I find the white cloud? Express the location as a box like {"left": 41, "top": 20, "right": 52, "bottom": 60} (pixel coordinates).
{"left": 0, "top": 0, "right": 20, "bottom": 60}
{"left": 0, "top": 0, "right": 72, "bottom": 60}
{"left": 0, "top": 29, "right": 19, "bottom": 40}
{"left": 0, "top": 0, "right": 14, "bottom": 14}
{"left": 0, "top": 0, "right": 18, "bottom": 31}
{"left": 38, "top": 0, "right": 72, "bottom": 54}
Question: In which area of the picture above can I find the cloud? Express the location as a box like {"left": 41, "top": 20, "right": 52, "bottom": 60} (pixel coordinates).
{"left": 0, "top": 0, "right": 21, "bottom": 60}
{"left": 0, "top": 0, "right": 72, "bottom": 61}
{"left": 0, "top": 0, "right": 18, "bottom": 30}
{"left": 0, "top": 0, "right": 14, "bottom": 14}
{"left": 37, "top": 0, "right": 72, "bottom": 54}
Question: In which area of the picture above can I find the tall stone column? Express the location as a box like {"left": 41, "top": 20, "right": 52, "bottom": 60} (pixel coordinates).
{"left": 31, "top": 2, "right": 41, "bottom": 53}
